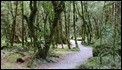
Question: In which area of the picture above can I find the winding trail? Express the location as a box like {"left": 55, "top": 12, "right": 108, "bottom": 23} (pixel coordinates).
{"left": 36, "top": 40, "right": 93, "bottom": 69}
{"left": 1, "top": 40, "right": 93, "bottom": 69}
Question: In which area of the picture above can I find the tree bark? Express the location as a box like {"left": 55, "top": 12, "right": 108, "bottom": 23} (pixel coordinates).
{"left": 73, "top": 1, "right": 78, "bottom": 47}
{"left": 22, "top": 1, "right": 24, "bottom": 47}
{"left": 10, "top": 1, "right": 18, "bottom": 46}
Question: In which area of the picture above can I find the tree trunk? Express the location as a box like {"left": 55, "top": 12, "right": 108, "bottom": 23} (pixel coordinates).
{"left": 39, "top": 1, "right": 65, "bottom": 59}
{"left": 10, "top": 1, "right": 18, "bottom": 46}
{"left": 73, "top": 1, "right": 78, "bottom": 47}
{"left": 22, "top": 1, "right": 24, "bottom": 47}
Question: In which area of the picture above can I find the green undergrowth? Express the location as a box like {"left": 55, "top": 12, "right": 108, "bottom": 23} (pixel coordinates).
{"left": 77, "top": 55, "right": 121, "bottom": 69}
{"left": 1, "top": 42, "right": 82, "bottom": 69}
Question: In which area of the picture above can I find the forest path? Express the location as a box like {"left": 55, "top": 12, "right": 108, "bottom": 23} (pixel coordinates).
{"left": 36, "top": 40, "right": 93, "bottom": 69}
{"left": 1, "top": 40, "right": 93, "bottom": 69}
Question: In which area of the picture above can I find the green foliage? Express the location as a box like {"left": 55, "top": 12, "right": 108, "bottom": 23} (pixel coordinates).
{"left": 14, "top": 46, "right": 28, "bottom": 51}
{"left": 91, "top": 25, "right": 121, "bottom": 57}
{"left": 77, "top": 37, "right": 82, "bottom": 41}
{"left": 41, "top": 1, "right": 54, "bottom": 22}
{"left": 1, "top": 39, "right": 7, "bottom": 46}
{"left": 93, "top": 44, "right": 112, "bottom": 56}
{"left": 77, "top": 57, "right": 98, "bottom": 69}
{"left": 78, "top": 55, "right": 121, "bottom": 69}
{"left": 1, "top": 1, "right": 121, "bottom": 69}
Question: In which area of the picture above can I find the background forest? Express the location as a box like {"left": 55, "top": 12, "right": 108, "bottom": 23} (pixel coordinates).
{"left": 1, "top": 1, "right": 121, "bottom": 69}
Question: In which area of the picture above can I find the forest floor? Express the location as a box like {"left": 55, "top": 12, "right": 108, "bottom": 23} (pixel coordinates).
{"left": 1, "top": 40, "right": 93, "bottom": 69}
{"left": 35, "top": 40, "right": 93, "bottom": 69}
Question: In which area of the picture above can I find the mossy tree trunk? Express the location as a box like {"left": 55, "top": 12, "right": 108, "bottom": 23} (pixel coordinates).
{"left": 21, "top": 1, "right": 24, "bottom": 47}
{"left": 36, "top": 1, "right": 65, "bottom": 59}
{"left": 10, "top": 1, "right": 18, "bottom": 46}
{"left": 73, "top": 1, "right": 78, "bottom": 47}
{"left": 23, "top": 1, "right": 39, "bottom": 56}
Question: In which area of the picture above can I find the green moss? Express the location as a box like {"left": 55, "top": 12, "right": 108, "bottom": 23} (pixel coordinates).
{"left": 7, "top": 53, "right": 23, "bottom": 63}
{"left": 2, "top": 62, "right": 14, "bottom": 69}
{"left": 49, "top": 48, "right": 70, "bottom": 57}
{"left": 71, "top": 47, "right": 80, "bottom": 51}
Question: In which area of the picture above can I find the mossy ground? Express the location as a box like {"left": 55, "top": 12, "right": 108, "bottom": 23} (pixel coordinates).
{"left": 1, "top": 45, "right": 71, "bottom": 69}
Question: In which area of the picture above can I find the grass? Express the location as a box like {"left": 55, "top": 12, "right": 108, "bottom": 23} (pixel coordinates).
{"left": 71, "top": 47, "right": 80, "bottom": 51}
{"left": 49, "top": 48, "right": 70, "bottom": 57}
{"left": 1, "top": 50, "right": 23, "bottom": 69}
{"left": 1, "top": 62, "right": 14, "bottom": 69}
{"left": 7, "top": 54, "right": 23, "bottom": 63}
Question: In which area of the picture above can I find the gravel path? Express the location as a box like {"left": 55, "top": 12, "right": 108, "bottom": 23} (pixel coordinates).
{"left": 36, "top": 40, "right": 93, "bottom": 69}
